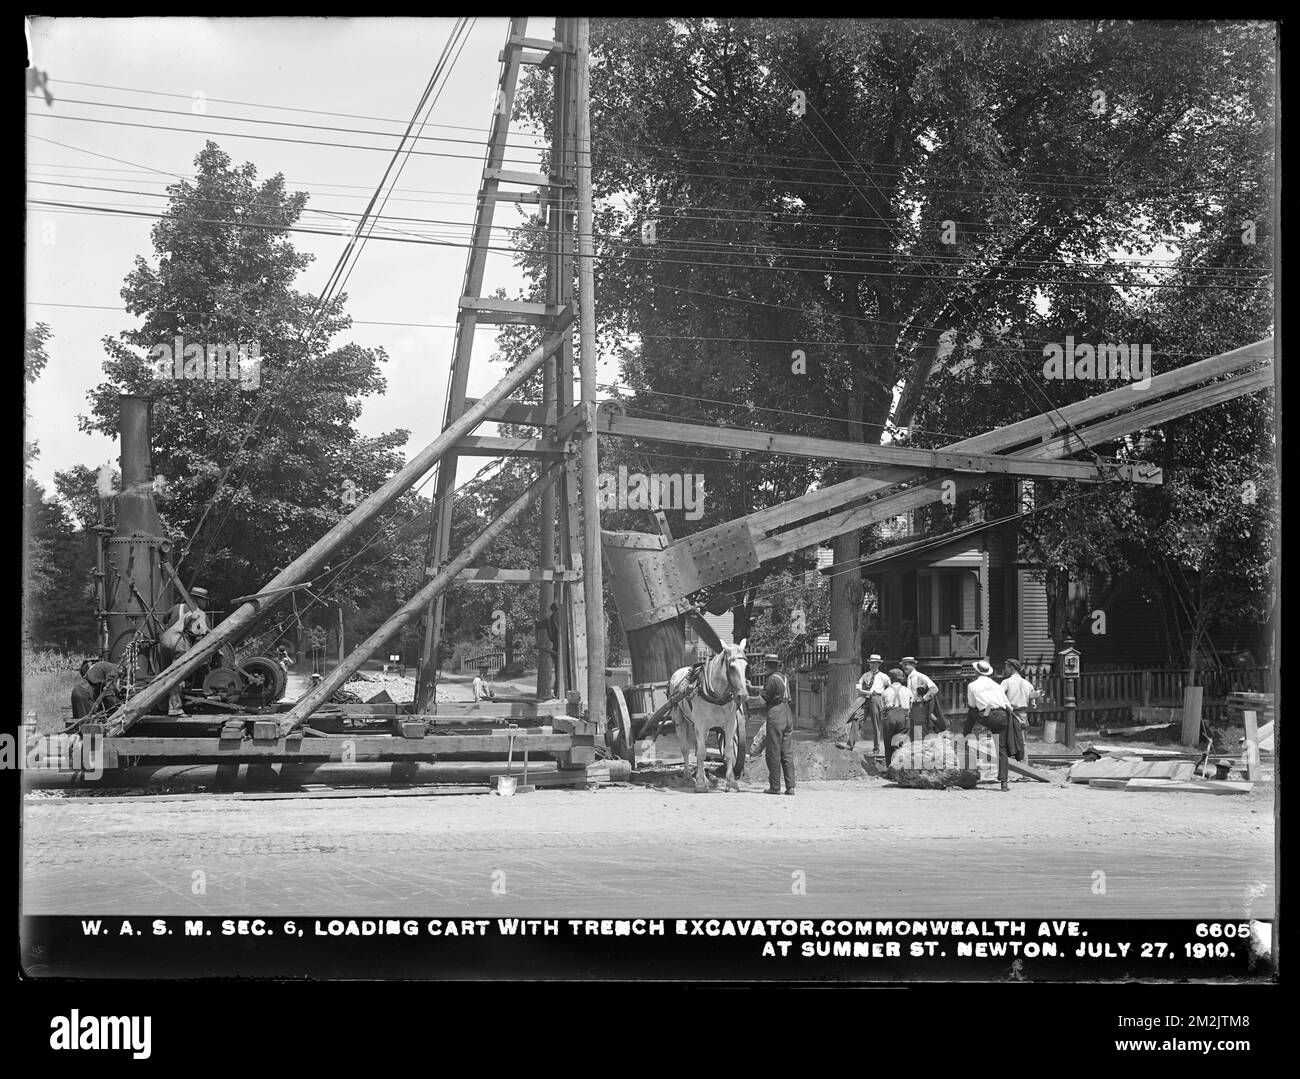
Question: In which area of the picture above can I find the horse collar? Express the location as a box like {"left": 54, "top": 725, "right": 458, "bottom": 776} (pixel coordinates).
{"left": 696, "top": 653, "right": 736, "bottom": 706}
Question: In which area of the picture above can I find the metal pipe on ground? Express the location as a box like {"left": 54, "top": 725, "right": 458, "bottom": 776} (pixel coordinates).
{"left": 105, "top": 330, "right": 570, "bottom": 734}
{"left": 280, "top": 463, "right": 564, "bottom": 730}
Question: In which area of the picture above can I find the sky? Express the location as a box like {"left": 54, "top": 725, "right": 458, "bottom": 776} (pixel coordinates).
{"left": 25, "top": 16, "right": 602, "bottom": 496}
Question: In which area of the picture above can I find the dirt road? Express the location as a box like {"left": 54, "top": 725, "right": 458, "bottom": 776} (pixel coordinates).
{"left": 22, "top": 778, "right": 1275, "bottom": 918}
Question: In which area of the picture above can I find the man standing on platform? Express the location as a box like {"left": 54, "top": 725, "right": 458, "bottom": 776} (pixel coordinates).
{"left": 901, "top": 656, "right": 944, "bottom": 735}
{"left": 963, "top": 659, "right": 1023, "bottom": 792}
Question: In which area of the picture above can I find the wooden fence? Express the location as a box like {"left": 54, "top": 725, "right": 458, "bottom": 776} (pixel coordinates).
{"left": 929, "top": 665, "right": 1272, "bottom": 720}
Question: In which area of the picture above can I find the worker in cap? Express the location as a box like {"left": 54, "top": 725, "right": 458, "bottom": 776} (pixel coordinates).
{"left": 757, "top": 653, "right": 795, "bottom": 795}
{"left": 848, "top": 653, "right": 889, "bottom": 753}
{"left": 71, "top": 655, "right": 121, "bottom": 719}
{"left": 879, "top": 667, "right": 915, "bottom": 766}
{"left": 901, "top": 656, "right": 945, "bottom": 735}
{"left": 189, "top": 586, "right": 209, "bottom": 607}
{"left": 964, "top": 659, "right": 1021, "bottom": 791}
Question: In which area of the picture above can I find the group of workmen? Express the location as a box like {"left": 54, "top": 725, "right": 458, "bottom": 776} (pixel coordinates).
{"left": 752, "top": 651, "right": 1037, "bottom": 795}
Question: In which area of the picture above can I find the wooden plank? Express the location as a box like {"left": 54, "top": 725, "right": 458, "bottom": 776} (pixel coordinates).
{"left": 1121, "top": 779, "right": 1253, "bottom": 796}
{"left": 1087, "top": 778, "right": 1134, "bottom": 789}
{"left": 1007, "top": 758, "right": 1055, "bottom": 783}
{"left": 1069, "top": 759, "right": 1195, "bottom": 784}
{"left": 1243, "top": 710, "right": 1261, "bottom": 782}
{"left": 1181, "top": 685, "right": 1204, "bottom": 746}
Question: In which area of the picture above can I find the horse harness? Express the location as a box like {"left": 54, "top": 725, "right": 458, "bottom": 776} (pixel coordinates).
{"left": 685, "top": 651, "right": 743, "bottom": 708}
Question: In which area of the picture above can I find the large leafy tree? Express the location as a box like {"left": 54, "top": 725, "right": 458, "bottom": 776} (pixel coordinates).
{"left": 506, "top": 18, "right": 1273, "bottom": 734}
{"left": 24, "top": 324, "right": 97, "bottom": 652}
{"left": 73, "top": 142, "right": 415, "bottom": 629}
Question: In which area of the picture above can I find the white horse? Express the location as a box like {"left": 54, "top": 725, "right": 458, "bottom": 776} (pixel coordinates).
{"left": 670, "top": 639, "right": 749, "bottom": 793}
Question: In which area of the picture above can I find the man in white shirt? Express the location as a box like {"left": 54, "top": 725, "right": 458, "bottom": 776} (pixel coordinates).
{"left": 472, "top": 674, "right": 496, "bottom": 702}
{"left": 850, "top": 654, "right": 890, "bottom": 752}
{"left": 1001, "top": 659, "right": 1035, "bottom": 732}
{"left": 963, "top": 659, "right": 1021, "bottom": 791}
{"left": 901, "top": 656, "right": 944, "bottom": 735}
{"left": 880, "top": 668, "right": 915, "bottom": 762}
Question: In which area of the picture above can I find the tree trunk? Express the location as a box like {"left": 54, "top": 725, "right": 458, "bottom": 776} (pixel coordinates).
{"left": 730, "top": 601, "right": 751, "bottom": 648}
{"left": 824, "top": 530, "right": 863, "bottom": 740}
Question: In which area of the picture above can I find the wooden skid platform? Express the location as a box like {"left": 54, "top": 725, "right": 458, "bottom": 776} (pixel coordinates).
{"left": 98, "top": 732, "right": 594, "bottom": 765}
{"left": 1089, "top": 777, "right": 1252, "bottom": 795}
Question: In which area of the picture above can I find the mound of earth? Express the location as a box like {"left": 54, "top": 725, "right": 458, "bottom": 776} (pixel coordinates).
{"left": 741, "top": 739, "right": 870, "bottom": 784}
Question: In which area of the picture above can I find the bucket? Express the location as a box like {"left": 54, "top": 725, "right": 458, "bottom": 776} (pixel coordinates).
{"left": 496, "top": 775, "right": 518, "bottom": 797}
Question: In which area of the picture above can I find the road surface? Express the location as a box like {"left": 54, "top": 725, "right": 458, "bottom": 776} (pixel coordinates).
{"left": 22, "top": 777, "right": 1275, "bottom": 918}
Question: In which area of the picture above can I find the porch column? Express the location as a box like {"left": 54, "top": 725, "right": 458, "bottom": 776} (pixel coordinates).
{"left": 979, "top": 546, "right": 990, "bottom": 659}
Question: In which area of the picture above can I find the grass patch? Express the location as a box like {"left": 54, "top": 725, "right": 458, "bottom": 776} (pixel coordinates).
{"left": 22, "top": 650, "right": 80, "bottom": 734}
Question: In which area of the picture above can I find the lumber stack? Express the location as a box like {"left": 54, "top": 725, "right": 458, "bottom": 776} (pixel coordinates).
{"left": 1087, "top": 777, "right": 1252, "bottom": 795}
{"left": 1067, "top": 758, "right": 1195, "bottom": 784}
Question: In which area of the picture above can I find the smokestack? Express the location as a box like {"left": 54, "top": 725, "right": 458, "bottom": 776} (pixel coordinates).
{"left": 104, "top": 395, "right": 172, "bottom": 664}
{"left": 115, "top": 394, "right": 165, "bottom": 540}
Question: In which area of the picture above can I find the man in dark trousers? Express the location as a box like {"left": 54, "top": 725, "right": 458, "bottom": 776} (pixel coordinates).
{"left": 759, "top": 654, "right": 796, "bottom": 795}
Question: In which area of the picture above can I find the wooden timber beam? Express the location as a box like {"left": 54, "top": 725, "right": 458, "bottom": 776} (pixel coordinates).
{"left": 282, "top": 463, "right": 563, "bottom": 731}
{"left": 457, "top": 297, "right": 570, "bottom": 325}
{"left": 473, "top": 397, "right": 1160, "bottom": 482}
{"left": 452, "top": 435, "right": 565, "bottom": 457}
{"left": 753, "top": 363, "right": 1272, "bottom": 562}
{"left": 445, "top": 567, "right": 582, "bottom": 583}
{"left": 591, "top": 412, "right": 1160, "bottom": 482}
{"left": 745, "top": 338, "right": 1271, "bottom": 536}
{"left": 600, "top": 339, "right": 1271, "bottom": 630}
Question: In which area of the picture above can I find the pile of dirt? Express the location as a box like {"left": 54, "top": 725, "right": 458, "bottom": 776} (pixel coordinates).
{"left": 345, "top": 672, "right": 417, "bottom": 704}
{"left": 742, "top": 740, "right": 870, "bottom": 785}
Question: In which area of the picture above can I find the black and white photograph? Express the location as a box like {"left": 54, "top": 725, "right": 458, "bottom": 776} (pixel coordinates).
{"left": 20, "top": 14, "right": 1278, "bottom": 1024}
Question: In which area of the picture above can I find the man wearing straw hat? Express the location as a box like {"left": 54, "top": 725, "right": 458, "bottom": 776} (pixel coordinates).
{"left": 963, "top": 659, "right": 1022, "bottom": 792}
{"left": 849, "top": 653, "right": 889, "bottom": 752}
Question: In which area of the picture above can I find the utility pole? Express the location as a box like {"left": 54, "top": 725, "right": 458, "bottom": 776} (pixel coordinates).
{"left": 575, "top": 17, "right": 606, "bottom": 727}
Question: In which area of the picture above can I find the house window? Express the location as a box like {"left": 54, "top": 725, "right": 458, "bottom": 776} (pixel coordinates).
{"left": 940, "top": 573, "right": 960, "bottom": 629}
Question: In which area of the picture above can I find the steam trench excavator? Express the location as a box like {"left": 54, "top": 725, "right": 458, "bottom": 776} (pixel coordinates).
{"left": 82, "top": 395, "right": 290, "bottom": 730}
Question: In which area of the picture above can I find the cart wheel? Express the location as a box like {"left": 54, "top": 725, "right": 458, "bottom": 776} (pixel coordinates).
{"left": 606, "top": 685, "right": 634, "bottom": 766}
